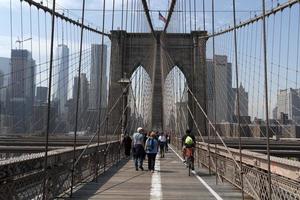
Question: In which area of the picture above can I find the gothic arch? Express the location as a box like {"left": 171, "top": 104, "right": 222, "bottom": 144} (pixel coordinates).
{"left": 108, "top": 30, "right": 207, "bottom": 134}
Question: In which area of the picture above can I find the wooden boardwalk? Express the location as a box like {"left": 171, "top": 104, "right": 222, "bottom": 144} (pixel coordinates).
{"left": 71, "top": 147, "right": 251, "bottom": 200}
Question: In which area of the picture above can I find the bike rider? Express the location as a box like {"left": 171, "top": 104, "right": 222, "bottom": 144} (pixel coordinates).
{"left": 182, "top": 129, "right": 196, "bottom": 170}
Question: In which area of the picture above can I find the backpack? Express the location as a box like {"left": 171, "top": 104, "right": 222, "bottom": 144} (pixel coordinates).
{"left": 185, "top": 136, "right": 194, "bottom": 146}
{"left": 146, "top": 138, "right": 154, "bottom": 151}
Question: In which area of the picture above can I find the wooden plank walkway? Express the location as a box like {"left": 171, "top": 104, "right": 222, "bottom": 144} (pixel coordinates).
{"left": 71, "top": 147, "right": 252, "bottom": 200}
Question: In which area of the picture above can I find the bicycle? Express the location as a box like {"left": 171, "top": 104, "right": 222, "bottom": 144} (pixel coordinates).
{"left": 185, "top": 147, "right": 194, "bottom": 176}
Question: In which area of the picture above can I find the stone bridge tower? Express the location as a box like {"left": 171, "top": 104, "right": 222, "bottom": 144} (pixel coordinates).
{"left": 108, "top": 30, "right": 207, "bottom": 134}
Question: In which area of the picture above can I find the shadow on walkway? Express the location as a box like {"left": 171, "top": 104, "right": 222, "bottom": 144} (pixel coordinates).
{"left": 69, "top": 158, "right": 138, "bottom": 199}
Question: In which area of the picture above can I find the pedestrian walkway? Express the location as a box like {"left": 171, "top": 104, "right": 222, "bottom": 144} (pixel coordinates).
{"left": 71, "top": 147, "right": 251, "bottom": 200}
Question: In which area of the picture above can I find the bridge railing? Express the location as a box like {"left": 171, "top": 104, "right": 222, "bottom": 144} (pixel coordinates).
{"left": 0, "top": 141, "right": 121, "bottom": 200}
{"left": 172, "top": 137, "right": 300, "bottom": 200}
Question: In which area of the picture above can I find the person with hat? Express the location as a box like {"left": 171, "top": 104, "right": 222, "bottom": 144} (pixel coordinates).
{"left": 132, "top": 127, "right": 146, "bottom": 171}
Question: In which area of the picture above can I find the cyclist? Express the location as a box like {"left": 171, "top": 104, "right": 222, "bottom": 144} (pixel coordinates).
{"left": 182, "top": 129, "right": 196, "bottom": 170}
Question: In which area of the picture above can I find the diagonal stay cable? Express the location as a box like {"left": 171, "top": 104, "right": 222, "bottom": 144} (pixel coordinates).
{"left": 187, "top": 86, "right": 260, "bottom": 199}
{"left": 159, "top": 32, "right": 260, "bottom": 199}
{"left": 73, "top": 73, "right": 138, "bottom": 167}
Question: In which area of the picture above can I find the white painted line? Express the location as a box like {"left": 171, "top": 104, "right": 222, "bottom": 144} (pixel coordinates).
{"left": 169, "top": 145, "right": 223, "bottom": 200}
{"left": 150, "top": 157, "right": 162, "bottom": 200}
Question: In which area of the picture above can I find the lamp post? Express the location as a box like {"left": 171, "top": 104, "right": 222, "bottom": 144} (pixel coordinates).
{"left": 118, "top": 73, "right": 131, "bottom": 136}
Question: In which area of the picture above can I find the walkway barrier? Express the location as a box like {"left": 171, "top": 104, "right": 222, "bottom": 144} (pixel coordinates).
{"left": 0, "top": 141, "right": 122, "bottom": 200}
{"left": 172, "top": 137, "right": 300, "bottom": 200}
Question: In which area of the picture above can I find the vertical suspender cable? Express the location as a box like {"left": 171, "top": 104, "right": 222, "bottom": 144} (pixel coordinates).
{"left": 296, "top": 4, "right": 300, "bottom": 89}
{"left": 137, "top": 69, "right": 141, "bottom": 126}
{"left": 10, "top": 0, "right": 13, "bottom": 50}
{"left": 126, "top": 0, "right": 129, "bottom": 30}
{"left": 189, "top": 0, "right": 192, "bottom": 32}
{"left": 42, "top": 0, "right": 56, "bottom": 199}
{"left": 97, "top": 0, "right": 106, "bottom": 178}
{"left": 8, "top": 0, "right": 13, "bottom": 132}
{"left": 130, "top": 0, "right": 133, "bottom": 32}
{"left": 181, "top": 0, "right": 184, "bottom": 33}
{"left": 112, "top": 0, "right": 115, "bottom": 30}
{"left": 71, "top": 0, "right": 86, "bottom": 196}
{"left": 202, "top": 0, "right": 206, "bottom": 31}
{"left": 38, "top": 10, "right": 42, "bottom": 88}
{"left": 20, "top": 1, "right": 25, "bottom": 133}
{"left": 20, "top": 2, "right": 23, "bottom": 49}
{"left": 133, "top": 0, "right": 136, "bottom": 32}
{"left": 284, "top": 8, "right": 291, "bottom": 113}
{"left": 29, "top": 5, "right": 33, "bottom": 133}
{"left": 177, "top": 0, "right": 180, "bottom": 33}
{"left": 184, "top": 0, "right": 187, "bottom": 33}
{"left": 261, "top": 0, "right": 272, "bottom": 197}
{"left": 211, "top": 0, "right": 217, "bottom": 182}
{"left": 194, "top": 0, "right": 196, "bottom": 30}
{"left": 269, "top": 12, "right": 275, "bottom": 114}
{"left": 121, "top": 0, "right": 124, "bottom": 30}
{"left": 232, "top": 0, "right": 244, "bottom": 198}
{"left": 276, "top": 12, "right": 282, "bottom": 112}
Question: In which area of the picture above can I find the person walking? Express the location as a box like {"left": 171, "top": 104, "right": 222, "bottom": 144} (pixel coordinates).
{"left": 132, "top": 127, "right": 145, "bottom": 171}
{"left": 165, "top": 133, "right": 170, "bottom": 152}
{"left": 122, "top": 133, "right": 132, "bottom": 157}
{"left": 145, "top": 131, "right": 158, "bottom": 173}
{"left": 158, "top": 132, "right": 167, "bottom": 158}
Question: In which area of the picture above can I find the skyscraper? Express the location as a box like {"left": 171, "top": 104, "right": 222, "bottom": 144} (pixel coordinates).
{"left": 89, "top": 44, "right": 107, "bottom": 110}
{"left": 8, "top": 49, "right": 36, "bottom": 133}
{"left": 276, "top": 88, "right": 300, "bottom": 123}
{"left": 232, "top": 84, "right": 249, "bottom": 116}
{"left": 53, "top": 44, "right": 69, "bottom": 119}
{"left": 0, "top": 57, "right": 10, "bottom": 107}
{"left": 206, "top": 55, "right": 232, "bottom": 122}
{"left": 36, "top": 86, "right": 48, "bottom": 104}
{"left": 72, "top": 73, "right": 89, "bottom": 130}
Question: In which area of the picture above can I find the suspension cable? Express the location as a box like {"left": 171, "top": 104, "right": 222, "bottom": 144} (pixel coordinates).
{"left": 261, "top": 0, "right": 271, "bottom": 197}
{"left": 70, "top": 0, "right": 86, "bottom": 196}
{"left": 42, "top": 0, "right": 56, "bottom": 199}
{"left": 232, "top": 0, "right": 244, "bottom": 198}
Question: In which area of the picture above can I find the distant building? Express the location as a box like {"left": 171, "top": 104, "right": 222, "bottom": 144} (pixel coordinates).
{"left": 0, "top": 70, "right": 4, "bottom": 127}
{"left": 36, "top": 86, "right": 48, "bottom": 104}
{"left": 72, "top": 73, "right": 89, "bottom": 130}
{"left": 272, "top": 106, "right": 278, "bottom": 120}
{"left": 232, "top": 84, "right": 248, "bottom": 116}
{"left": 53, "top": 44, "right": 69, "bottom": 119}
{"left": 7, "top": 49, "right": 36, "bottom": 133}
{"left": 32, "top": 103, "right": 57, "bottom": 134}
{"left": 89, "top": 44, "right": 108, "bottom": 110}
{"left": 276, "top": 88, "right": 300, "bottom": 123}
{"left": 0, "top": 57, "right": 10, "bottom": 109}
{"left": 207, "top": 55, "right": 232, "bottom": 123}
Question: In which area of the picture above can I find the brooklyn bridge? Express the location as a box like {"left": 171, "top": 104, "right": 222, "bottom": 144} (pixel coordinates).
{"left": 0, "top": 0, "right": 300, "bottom": 199}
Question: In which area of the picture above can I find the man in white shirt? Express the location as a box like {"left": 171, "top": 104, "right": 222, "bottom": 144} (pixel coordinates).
{"left": 132, "top": 127, "right": 145, "bottom": 171}
{"left": 158, "top": 132, "right": 167, "bottom": 158}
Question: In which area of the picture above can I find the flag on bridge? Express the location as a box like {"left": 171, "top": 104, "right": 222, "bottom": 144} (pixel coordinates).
{"left": 159, "top": 12, "right": 167, "bottom": 23}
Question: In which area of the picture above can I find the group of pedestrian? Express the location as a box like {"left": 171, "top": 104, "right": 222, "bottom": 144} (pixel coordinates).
{"left": 121, "top": 127, "right": 171, "bottom": 173}
{"left": 122, "top": 128, "right": 197, "bottom": 172}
